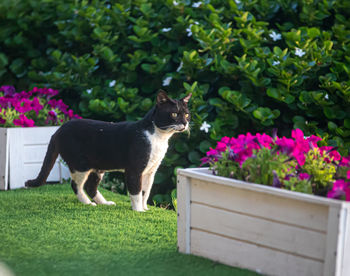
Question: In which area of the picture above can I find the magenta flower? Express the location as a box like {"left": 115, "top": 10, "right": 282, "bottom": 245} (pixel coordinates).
{"left": 13, "top": 114, "right": 35, "bottom": 127}
{"left": 347, "top": 170, "right": 350, "bottom": 180}
{"left": 255, "top": 133, "right": 273, "bottom": 149}
{"left": 299, "top": 173, "right": 310, "bottom": 180}
{"left": 0, "top": 85, "right": 81, "bottom": 127}
{"left": 327, "top": 179, "right": 350, "bottom": 201}
{"left": 216, "top": 142, "right": 228, "bottom": 152}
{"left": 306, "top": 135, "right": 322, "bottom": 148}
{"left": 0, "top": 85, "right": 16, "bottom": 97}
{"left": 220, "top": 136, "right": 230, "bottom": 145}
{"left": 48, "top": 99, "right": 68, "bottom": 114}
{"left": 275, "top": 137, "right": 295, "bottom": 155}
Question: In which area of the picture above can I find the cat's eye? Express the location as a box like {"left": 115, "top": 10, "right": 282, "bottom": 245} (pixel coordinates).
{"left": 185, "top": 113, "right": 189, "bottom": 118}
{"left": 171, "top": 113, "right": 178, "bottom": 118}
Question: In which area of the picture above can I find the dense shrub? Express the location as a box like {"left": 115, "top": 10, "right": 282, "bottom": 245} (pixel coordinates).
{"left": 1, "top": 0, "right": 350, "bottom": 204}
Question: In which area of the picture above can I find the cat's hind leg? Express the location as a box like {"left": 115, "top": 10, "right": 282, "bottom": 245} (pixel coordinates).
{"left": 71, "top": 170, "right": 96, "bottom": 206}
{"left": 85, "top": 172, "right": 115, "bottom": 205}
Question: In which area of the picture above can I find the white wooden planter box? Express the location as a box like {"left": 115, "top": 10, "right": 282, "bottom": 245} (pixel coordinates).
{"left": 177, "top": 168, "right": 350, "bottom": 276}
{"left": 0, "top": 126, "right": 70, "bottom": 190}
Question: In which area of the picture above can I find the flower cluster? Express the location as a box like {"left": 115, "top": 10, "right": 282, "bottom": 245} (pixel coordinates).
{"left": 202, "top": 129, "right": 350, "bottom": 201}
{"left": 0, "top": 85, "right": 81, "bottom": 127}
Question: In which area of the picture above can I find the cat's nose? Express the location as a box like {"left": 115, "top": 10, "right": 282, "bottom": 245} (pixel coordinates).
{"left": 178, "top": 123, "right": 188, "bottom": 132}
{"left": 177, "top": 124, "right": 186, "bottom": 131}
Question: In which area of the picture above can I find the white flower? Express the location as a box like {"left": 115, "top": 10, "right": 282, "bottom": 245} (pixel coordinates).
{"left": 295, "top": 48, "right": 306, "bottom": 57}
{"left": 162, "top": 28, "right": 172, "bottom": 32}
{"left": 176, "top": 61, "right": 183, "bottom": 72}
{"left": 86, "top": 89, "right": 92, "bottom": 94}
{"left": 162, "top": 76, "right": 172, "bottom": 86}
{"left": 192, "top": 2, "right": 202, "bottom": 8}
{"left": 235, "top": 0, "right": 241, "bottom": 3}
{"left": 173, "top": 0, "right": 179, "bottom": 5}
{"left": 109, "top": 80, "right": 116, "bottom": 87}
{"left": 200, "top": 121, "right": 211, "bottom": 133}
{"left": 325, "top": 94, "right": 329, "bottom": 100}
{"left": 272, "top": 61, "right": 280, "bottom": 66}
{"left": 269, "top": 31, "right": 282, "bottom": 41}
{"left": 186, "top": 25, "right": 193, "bottom": 37}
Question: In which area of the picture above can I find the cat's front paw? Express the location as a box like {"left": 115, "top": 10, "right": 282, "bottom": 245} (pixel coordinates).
{"left": 143, "top": 205, "right": 149, "bottom": 211}
{"left": 89, "top": 202, "right": 97, "bottom": 206}
{"left": 105, "top": 201, "right": 116, "bottom": 206}
{"left": 132, "top": 206, "right": 145, "bottom": 212}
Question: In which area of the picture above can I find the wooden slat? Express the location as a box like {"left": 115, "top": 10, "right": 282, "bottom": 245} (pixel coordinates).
{"left": 8, "top": 128, "right": 24, "bottom": 189}
{"left": 177, "top": 174, "right": 191, "bottom": 254}
{"left": 23, "top": 144, "right": 49, "bottom": 163}
{"left": 191, "top": 229, "right": 324, "bottom": 276}
{"left": 191, "top": 178, "right": 329, "bottom": 232}
{"left": 0, "top": 128, "right": 8, "bottom": 190}
{"left": 20, "top": 126, "right": 57, "bottom": 145}
{"left": 191, "top": 202, "right": 326, "bottom": 261}
{"left": 324, "top": 206, "right": 341, "bottom": 276}
{"left": 179, "top": 168, "right": 343, "bottom": 207}
{"left": 24, "top": 162, "right": 62, "bottom": 181}
{"left": 337, "top": 205, "right": 350, "bottom": 276}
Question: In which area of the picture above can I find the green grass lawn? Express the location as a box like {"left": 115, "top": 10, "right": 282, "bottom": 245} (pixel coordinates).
{"left": 0, "top": 184, "right": 258, "bottom": 276}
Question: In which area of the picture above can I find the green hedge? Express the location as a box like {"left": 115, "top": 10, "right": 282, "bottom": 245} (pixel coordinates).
{"left": 1, "top": 0, "right": 350, "bottom": 204}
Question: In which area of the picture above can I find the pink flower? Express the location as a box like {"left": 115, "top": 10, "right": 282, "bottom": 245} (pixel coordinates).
{"left": 347, "top": 170, "right": 350, "bottom": 180}
{"left": 276, "top": 137, "right": 295, "bottom": 155}
{"left": 0, "top": 85, "right": 16, "bottom": 97}
{"left": 291, "top": 129, "right": 304, "bottom": 140}
{"left": 216, "top": 142, "right": 227, "bottom": 152}
{"left": 220, "top": 136, "right": 230, "bottom": 145}
{"left": 320, "top": 146, "right": 341, "bottom": 163}
{"left": 255, "top": 133, "right": 273, "bottom": 149}
{"left": 327, "top": 179, "right": 350, "bottom": 201}
{"left": 307, "top": 135, "right": 322, "bottom": 148}
{"left": 31, "top": 97, "right": 43, "bottom": 114}
{"left": 340, "top": 156, "right": 350, "bottom": 167}
{"left": 13, "top": 114, "right": 35, "bottom": 127}
{"left": 48, "top": 99, "right": 68, "bottom": 113}
{"left": 299, "top": 173, "right": 310, "bottom": 180}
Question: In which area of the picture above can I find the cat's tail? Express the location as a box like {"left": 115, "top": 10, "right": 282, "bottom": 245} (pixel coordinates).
{"left": 25, "top": 134, "right": 59, "bottom": 188}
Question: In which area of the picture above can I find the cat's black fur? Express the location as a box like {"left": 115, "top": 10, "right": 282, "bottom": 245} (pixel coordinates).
{"left": 25, "top": 90, "right": 191, "bottom": 211}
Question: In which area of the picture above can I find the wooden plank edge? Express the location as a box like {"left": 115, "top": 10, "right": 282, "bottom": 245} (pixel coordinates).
{"left": 178, "top": 168, "right": 348, "bottom": 207}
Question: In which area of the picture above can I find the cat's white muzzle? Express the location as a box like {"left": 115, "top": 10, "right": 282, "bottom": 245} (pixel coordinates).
{"left": 174, "top": 123, "right": 188, "bottom": 132}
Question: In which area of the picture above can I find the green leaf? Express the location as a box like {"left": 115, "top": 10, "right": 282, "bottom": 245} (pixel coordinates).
{"left": 175, "top": 141, "right": 189, "bottom": 153}
{"left": 307, "top": 27, "right": 320, "bottom": 39}
{"left": 199, "top": 140, "right": 211, "bottom": 153}
{"left": 101, "top": 47, "right": 114, "bottom": 61}
{"left": 323, "top": 107, "right": 336, "bottom": 119}
{"left": 328, "top": 121, "right": 337, "bottom": 131}
{"left": 344, "top": 119, "right": 350, "bottom": 129}
{"left": 266, "top": 88, "right": 280, "bottom": 100}
{"left": 0, "top": 53, "right": 9, "bottom": 68}
{"left": 188, "top": 151, "right": 201, "bottom": 164}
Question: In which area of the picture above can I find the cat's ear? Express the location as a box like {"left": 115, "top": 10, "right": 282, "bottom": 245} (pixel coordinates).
{"left": 182, "top": 93, "right": 192, "bottom": 104}
{"left": 157, "top": 90, "right": 170, "bottom": 105}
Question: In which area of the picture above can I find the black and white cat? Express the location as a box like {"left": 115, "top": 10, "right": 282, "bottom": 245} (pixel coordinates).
{"left": 25, "top": 90, "right": 191, "bottom": 211}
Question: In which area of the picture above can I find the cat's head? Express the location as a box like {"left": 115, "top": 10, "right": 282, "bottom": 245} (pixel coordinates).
{"left": 153, "top": 90, "right": 191, "bottom": 133}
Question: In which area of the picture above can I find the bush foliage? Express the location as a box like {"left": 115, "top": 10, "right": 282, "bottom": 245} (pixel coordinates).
{"left": 1, "top": 0, "right": 350, "bottom": 202}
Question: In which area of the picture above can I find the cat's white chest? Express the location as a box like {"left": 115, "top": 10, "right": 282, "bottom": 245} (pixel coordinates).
{"left": 143, "top": 129, "right": 172, "bottom": 175}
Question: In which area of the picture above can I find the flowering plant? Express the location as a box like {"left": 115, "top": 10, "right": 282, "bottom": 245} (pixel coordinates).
{"left": 0, "top": 85, "right": 81, "bottom": 127}
{"left": 201, "top": 129, "right": 350, "bottom": 201}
